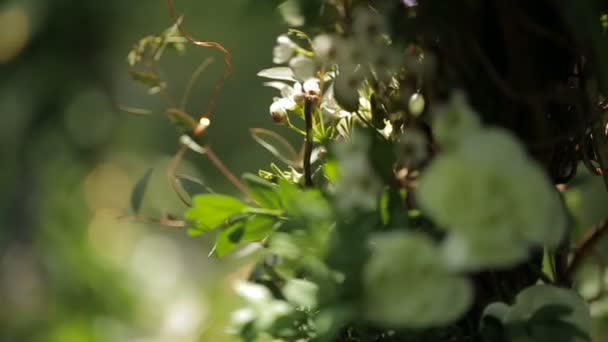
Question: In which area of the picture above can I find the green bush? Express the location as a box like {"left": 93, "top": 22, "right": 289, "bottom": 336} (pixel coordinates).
{"left": 128, "top": 1, "right": 608, "bottom": 340}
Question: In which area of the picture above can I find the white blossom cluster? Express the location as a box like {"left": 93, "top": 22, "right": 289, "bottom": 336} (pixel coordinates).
{"left": 417, "top": 94, "right": 566, "bottom": 270}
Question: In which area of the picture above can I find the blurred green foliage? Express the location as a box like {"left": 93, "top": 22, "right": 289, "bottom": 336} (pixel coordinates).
{"left": 0, "top": 0, "right": 287, "bottom": 340}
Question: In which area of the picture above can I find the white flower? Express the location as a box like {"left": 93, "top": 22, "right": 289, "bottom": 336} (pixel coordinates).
{"left": 312, "top": 34, "right": 335, "bottom": 61}
{"left": 269, "top": 97, "right": 295, "bottom": 123}
{"left": 364, "top": 231, "right": 472, "bottom": 328}
{"left": 303, "top": 78, "right": 321, "bottom": 96}
{"left": 289, "top": 55, "right": 317, "bottom": 81}
{"left": 321, "top": 84, "right": 351, "bottom": 119}
{"left": 273, "top": 34, "right": 296, "bottom": 64}
{"left": 286, "top": 81, "right": 305, "bottom": 104}
{"left": 417, "top": 128, "right": 566, "bottom": 270}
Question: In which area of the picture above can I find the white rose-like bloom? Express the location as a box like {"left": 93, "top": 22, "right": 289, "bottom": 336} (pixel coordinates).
{"left": 289, "top": 55, "right": 317, "bottom": 82}
{"left": 272, "top": 34, "right": 296, "bottom": 64}
{"left": 364, "top": 231, "right": 472, "bottom": 328}
{"left": 312, "top": 34, "right": 335, "bottom": 61}
{"left": 417, "top": 128, "right": 566, "bottom": 270}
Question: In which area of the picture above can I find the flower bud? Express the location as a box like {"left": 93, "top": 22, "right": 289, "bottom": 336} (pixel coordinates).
{"left": 408, "top": 93, "right": 426, "bottom": 117}
{"left": 303, "top": 78, "right": 321, "bottom": 97}
{"left": 270, "top": 101, "right": 288, "bottom": 124}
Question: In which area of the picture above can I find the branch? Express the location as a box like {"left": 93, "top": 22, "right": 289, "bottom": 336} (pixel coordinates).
{"left": 303, "top": 97, "right": 315, "bottom": 187}
{"left": 568, "top": 218, "right": 608, "bottom": 277}
{"left": 166, "top": 0, "right": 233, "bottom": 118}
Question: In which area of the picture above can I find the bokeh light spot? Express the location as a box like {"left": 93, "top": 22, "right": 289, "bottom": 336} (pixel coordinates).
{"left": 0, "top": 6, "right": 30, "bottom": 63}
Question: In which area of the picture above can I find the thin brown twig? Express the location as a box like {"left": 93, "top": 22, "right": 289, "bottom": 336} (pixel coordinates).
{"left": 568, "top": 218, "right": 608, "bottom": 277}
{"left": 168, "top": 145, "right": 192, "bottom": 206}
{"left": 205, "top": 146, "right": 249, "bottom": 196}
{"left": 167, "top": 0, "right": 233, "bottom": 118}
{"left": 164, "top": 1, "right": 249, "bottom": 199}
{"left": 118, "top": 214, "right": 186, "bottom": 228}
{"left": 180, "top": 57, "right": 214, "bottom": 110}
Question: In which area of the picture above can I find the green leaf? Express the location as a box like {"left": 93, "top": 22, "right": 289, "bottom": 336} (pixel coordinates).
{"left": 278, "top": 180, "right": 331, "bottom": 221}
{"left": 257, "top": 67, "right": 296, "bottom": 82}
{"left": 243, "top": 173, "right": 282, "bottom": 209}
{"left": 323, "top": 160, "right": 339, "bottom": 183}
{"left": 131, "top": 168, "right": 153, "bottom": 213}
{"left": 242, "top": 215, "right": 278, "bottom": 242}
{"left": 215, "top": 221, "right": 246, "bottom": 257}
{"left": 185, "top": 194, "right": 247, "bottom": 231}
{"left": 250, "top": 128, "right": 299, "bottom": 166}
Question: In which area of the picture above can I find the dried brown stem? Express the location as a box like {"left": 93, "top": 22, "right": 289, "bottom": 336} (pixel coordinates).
{"left": 167, "top": 0, "right": 233, "bottom": 118}
{"left": 168, "top": 145, "right": 191, "bottom": 206}
{"left": 568, "top": 218, "right": 608, "bottom": 277}
{"left": 119, "top": 214, "right": 186, "bottom": 228}
{"left": 205, "top": 146, "right": 249, "bottom": 197}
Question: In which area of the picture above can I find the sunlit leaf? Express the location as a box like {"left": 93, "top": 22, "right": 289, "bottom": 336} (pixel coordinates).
{"left": 185, "top": 194, "right": 247, "bottom": 231}
{"left": 278, "top": 180, "right": 331, "bottom": 221}
{"left": 242, "top": 215, "right": 278, "bottom": 241}
{"left": 130, "top": 168, "right": 153, "bottom": 214}
{"left": 243, "top": 173, "right": 282, "bottom": 209}
{"left": 215, "top": 221, "right": 246, "bottom": 257}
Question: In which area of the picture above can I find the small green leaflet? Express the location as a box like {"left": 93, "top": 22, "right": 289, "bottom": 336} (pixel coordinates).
{"left": 213, "top": 215, "right": 278, "bottom": 257}
{"left": 215, "top": 221, "right": 246, "bottom": 257}
{"left": 185, "top": 194, "right": 247, "bottom": 232}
